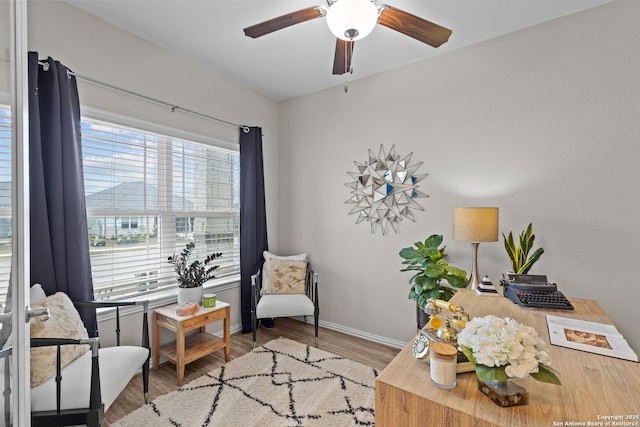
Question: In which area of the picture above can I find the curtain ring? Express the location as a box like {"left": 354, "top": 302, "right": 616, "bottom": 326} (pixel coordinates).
{"left": 241, "top": 126, "right": 251, "bottom": 133}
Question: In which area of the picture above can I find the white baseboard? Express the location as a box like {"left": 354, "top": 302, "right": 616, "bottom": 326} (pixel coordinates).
{"left": 218, "top": 319, "right": 406, "bottom": 349}
{"left": 289, "top": 316, "right": 407, "bottom": 349}
{"left": 211, "top": 323, "right": 243, "bottom": 338}
{"left": 316, "top": 319, "right": 407, "bottom": 349}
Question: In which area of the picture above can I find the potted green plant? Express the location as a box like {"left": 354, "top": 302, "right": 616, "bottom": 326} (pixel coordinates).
{"left": 399, "top": 234, "right": 468, "bottom": 329}
{"left": 502, "top": 223, "right": 544, "bottom": 274}
{"left": 168, "top": 242, "right": 222, "bottom": 304}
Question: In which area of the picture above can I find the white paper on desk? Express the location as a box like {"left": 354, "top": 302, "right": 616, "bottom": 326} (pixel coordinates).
{"left": 546, "top": 315, "right": 638, "bottom": 362}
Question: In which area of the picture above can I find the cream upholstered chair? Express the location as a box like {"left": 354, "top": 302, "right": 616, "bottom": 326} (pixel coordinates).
{"left": 19, "top": 284, "right": 150, "bottom": 427}
{"left": 251, "top": 251, "right": 319, "bottom": 347}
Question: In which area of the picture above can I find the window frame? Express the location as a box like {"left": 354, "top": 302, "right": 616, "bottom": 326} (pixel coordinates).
{"left": 81, "top": 107, "right": 241, "bottom": 305}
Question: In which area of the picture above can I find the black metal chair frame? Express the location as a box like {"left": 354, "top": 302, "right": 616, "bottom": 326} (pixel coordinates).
{"left": 29, "top": 299, "right": 150, "bottom": 427}
{"left": 2, "top": 345, "right": 12, "bottom": 427}
{"left": 250, "top": 265, "right": 319, "bottom": 346}
{"left": 30, "top": 337, "right": 102, "bottom": 427}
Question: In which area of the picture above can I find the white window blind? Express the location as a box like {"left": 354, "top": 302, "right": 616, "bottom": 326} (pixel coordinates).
{"left": 82, "top": 117, "right": 240, "bottom": 301}
{"left": 0, "top": 107, "right": 12, "bottom": 305}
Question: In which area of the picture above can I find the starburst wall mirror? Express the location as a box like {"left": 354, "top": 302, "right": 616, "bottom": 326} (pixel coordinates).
{"left": 345, "top": 145, "right": 428, "bottom": 235}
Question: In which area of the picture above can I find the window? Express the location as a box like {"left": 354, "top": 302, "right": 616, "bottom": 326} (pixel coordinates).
{"left": 82, "top": 117, "right": 240, "bottom": 301}
{"left": 0, "top": 109, "right": 239, "bottom": 303}
{"left": 0, "top": 106, "right": 11, "bottom": 305}
{"left": 120, "top": 217, "right": 139, "bottom": 230}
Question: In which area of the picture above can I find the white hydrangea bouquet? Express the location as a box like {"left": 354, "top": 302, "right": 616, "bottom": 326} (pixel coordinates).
{"left": 457, "top": 315, "right": 561, "bottom": 385}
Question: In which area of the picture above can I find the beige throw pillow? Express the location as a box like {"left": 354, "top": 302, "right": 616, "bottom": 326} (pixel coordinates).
{"left": 263, "top": 259, "right": 307, "bottom": 294}
{"left": 263, "top": 251, "right": 307, "bottom": 262}
{"left": 30, "top": 292, "right": 90, "bottom": 388}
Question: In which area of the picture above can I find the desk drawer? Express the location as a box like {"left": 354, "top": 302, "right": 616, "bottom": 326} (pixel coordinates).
{"left": 183, "top": 309, "right": 225, "bottom": 330}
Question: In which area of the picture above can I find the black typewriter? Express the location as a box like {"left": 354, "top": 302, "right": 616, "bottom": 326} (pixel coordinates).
{"left": 501, "top": 274, "right": 574, "bottom": 310}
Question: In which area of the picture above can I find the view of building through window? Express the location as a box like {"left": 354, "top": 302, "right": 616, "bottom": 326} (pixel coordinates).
{"left": 0, "top": 108, "right": 240, "bottom": 304}
{"left": 83, "top": 117, "right": 240, "bottom": 300}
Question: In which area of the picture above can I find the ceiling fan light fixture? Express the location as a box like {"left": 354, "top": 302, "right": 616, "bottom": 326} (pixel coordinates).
{"left": 326, "top": 0, "right": 378, "bottom": 41}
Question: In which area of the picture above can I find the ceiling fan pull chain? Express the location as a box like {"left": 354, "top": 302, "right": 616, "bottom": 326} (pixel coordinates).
{"left": 344, "top": 39, "right": 348, "bottom": 92}
{"left": 344, "top": 38, "right": 353, "bottom": 93}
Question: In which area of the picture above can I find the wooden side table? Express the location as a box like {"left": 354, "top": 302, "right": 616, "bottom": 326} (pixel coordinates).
{"left": 152, "top": 301, "right": 231, "bottom": 386}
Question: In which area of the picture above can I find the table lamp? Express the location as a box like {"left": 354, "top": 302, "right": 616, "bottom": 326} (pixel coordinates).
{"left": 452, "top": 207, "right": 499, "bottom": 290}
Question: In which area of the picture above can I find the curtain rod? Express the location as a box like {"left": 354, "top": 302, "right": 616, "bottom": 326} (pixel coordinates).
{"left": 71, "top": 70, "right": 251, "bottom": 133}
{"left": 1, "top": 56, "right": 252, "bottom": 133}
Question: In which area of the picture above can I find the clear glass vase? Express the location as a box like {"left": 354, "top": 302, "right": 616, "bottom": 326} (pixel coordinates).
{"left": 477, "top": 378, "right": 529, "bottom": 407}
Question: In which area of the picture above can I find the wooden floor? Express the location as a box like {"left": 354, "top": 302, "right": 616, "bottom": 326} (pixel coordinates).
{"left": 104, "top": 318, "right": 401, "bottom": 425}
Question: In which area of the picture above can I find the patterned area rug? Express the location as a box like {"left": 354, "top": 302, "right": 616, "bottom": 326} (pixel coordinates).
{"left": 113, "top": 338, "right": 378, "bottom": 426}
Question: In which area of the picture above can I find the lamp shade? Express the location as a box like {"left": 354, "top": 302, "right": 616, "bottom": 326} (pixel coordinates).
{"left": 326, "top": 0, "right": 378, "bottom": 41}
{"left": 452, "top": 207, "right": 499, "bottom": 242}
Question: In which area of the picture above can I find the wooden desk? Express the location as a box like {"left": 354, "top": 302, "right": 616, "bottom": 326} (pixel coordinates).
{"left": 153, "top": 302, "right": 231, "bottom": 386}
{"left": 375, "top": 290, "right": 640, "bottom": 426}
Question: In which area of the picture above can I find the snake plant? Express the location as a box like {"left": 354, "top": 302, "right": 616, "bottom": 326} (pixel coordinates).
{"left": 502, "top": 223, "right": 544, "bottom": 274}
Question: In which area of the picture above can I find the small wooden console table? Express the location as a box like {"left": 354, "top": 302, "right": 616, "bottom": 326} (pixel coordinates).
{"left": 375, "top": 289, "right": 640, "bottom": 426}
{"left": 153, "top": 301, "right": 231, "bottom": 386}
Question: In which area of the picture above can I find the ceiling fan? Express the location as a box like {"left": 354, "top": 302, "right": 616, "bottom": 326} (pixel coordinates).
{"left": 243, "top": 0, "right": 452, "bottom": 75}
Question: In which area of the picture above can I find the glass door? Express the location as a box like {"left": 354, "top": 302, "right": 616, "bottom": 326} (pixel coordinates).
{"left": 1, "top": 1, "right": 30, "bottom": 425}
{"left": 0, "top": 2, "right": 13, "bottom": 425}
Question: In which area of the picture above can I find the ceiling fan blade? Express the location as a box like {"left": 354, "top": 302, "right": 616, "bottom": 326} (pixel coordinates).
{"left": 244, "top": 6, "right": 326, "bottom": 38}
{"left": 332, "top": 38, "right": 355, "bottom": 75}
{"left": 378, "top": 6, "right": 452, "bottom": 48}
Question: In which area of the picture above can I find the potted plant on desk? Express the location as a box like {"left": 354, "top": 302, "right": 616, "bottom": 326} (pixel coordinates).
{"left": 399, "top": 234, "right": 468, "bottom": 330}
{"left": 168, "top": 242, "right": 222, "bottom": 304}
{"left": 502, "top": 223, "right": 544, "bottom": 274}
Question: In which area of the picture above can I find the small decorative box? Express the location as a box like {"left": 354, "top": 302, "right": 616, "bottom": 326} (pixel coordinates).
{"left": 175, "top": 302, "right": 199, "bottom": 316}
{"left": 203, "top": 293, "right": 217, "bottom": 308}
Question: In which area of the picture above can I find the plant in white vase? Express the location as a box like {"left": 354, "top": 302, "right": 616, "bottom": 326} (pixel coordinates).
{"left": 168, "top": 242, "right": 222, "bottom": 304}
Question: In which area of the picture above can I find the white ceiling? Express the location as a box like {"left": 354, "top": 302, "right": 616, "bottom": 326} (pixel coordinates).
{"left": 64, "top": 0, "right": 613, "bottom": 101}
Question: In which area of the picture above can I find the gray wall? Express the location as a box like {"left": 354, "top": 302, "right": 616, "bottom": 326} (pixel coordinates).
{"left": 278, "top": 0, "right": 640, "bottom": 350}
